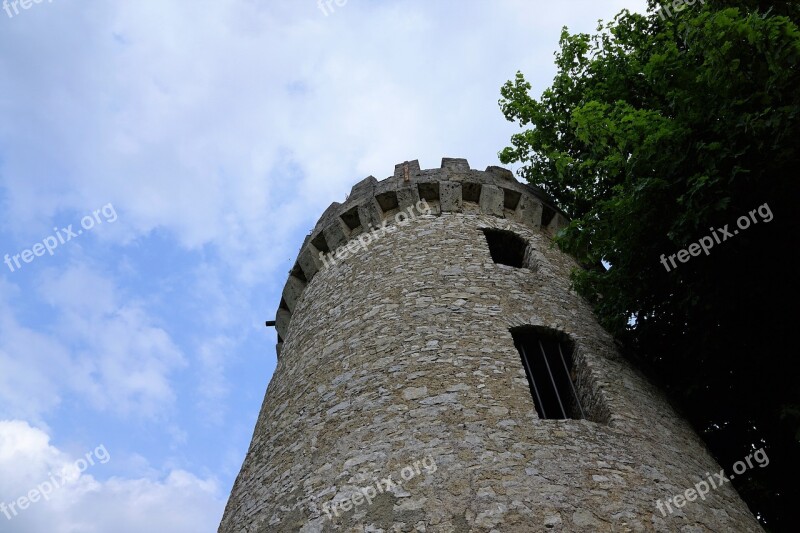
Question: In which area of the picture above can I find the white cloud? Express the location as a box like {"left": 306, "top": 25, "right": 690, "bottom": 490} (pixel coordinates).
{"left": 35, "top": 265, "right": 186, "bottom": 419}
{"left": 0, "top": 420, "right": 223, "bottom": 533}
{"left": 0, "top": 0, "right": 647, "bottom": 285}
{"left": 0, "top": 279, "right": 74, "bottom": 425}
{"left": 0, "top": 266, "right": 185, "bottom": 422}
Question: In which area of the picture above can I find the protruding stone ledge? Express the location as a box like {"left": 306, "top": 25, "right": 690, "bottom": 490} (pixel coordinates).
{"left": 485, "top": 165, "right": 515, "bottom": 181}
{"left": 547, "top": 212, "right": 570, "bottom": 236}
{"left": 440, "top": 181, "right": 462, "bottom": 212}
{"left": 518, "top": 194, "right": 544, "bottom": 230}
{"left": 394, "top": 160, "right": 421, "bottom": 180}
{"left": 273, "top": 158, "right": 568, "bottom": 358}
{"left": 349, "top": 175, "right": 377, "bottom": 199}
{"left": 275, "top": 308, "right": 291, "bottom": 342}
{"left": 281, "top": 276, "right": 306, "bottom": 314}
{"left": 441, "top": 157, "right": 470, "bottom": 171}
{"left": 479, "top": 184, "right": 505, "bottom": 217}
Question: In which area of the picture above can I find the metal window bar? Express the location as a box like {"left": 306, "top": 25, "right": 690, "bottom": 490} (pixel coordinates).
{"left": 539, "top": 340, "right": 567, "bottom": 419}
{"left": 558, "top": 342, "right": 585, "bottom": 419}
{"left": 518, "top": 342, "right": 547, "bottom": 419}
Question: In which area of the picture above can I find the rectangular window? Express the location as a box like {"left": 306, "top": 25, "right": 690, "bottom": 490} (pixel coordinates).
{"left": 511, "top": 327, "right": 585, "bottom": 420}
{"left": 482, "top": 228, "right": 527, "bottom": 268}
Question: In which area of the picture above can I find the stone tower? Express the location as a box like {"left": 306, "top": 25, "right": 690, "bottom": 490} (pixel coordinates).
{"left": 219, "top": 159, "right": 760, "bottom": 532}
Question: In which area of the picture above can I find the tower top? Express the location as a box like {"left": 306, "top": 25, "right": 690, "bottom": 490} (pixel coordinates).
{"left": 274, "top": 158, "right": 568, "bottom": 357}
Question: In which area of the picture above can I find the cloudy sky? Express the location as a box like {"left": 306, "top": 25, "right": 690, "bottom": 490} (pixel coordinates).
{"left": 0, "top": 1, "right": 646, "bottom": 530}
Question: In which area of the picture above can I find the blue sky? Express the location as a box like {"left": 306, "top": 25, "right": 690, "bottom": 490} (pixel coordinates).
{"left": 0, "top": 1, "right": 645, "bottom": 531}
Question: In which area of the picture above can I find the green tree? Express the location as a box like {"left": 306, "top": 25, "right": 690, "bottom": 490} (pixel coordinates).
{"left": 499, "top": 1, "right": 800, "bottom": 529}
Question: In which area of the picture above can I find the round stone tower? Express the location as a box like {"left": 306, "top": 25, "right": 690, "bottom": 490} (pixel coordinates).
{"left": 219, "top": 159, "right": 760, "bottom": 532}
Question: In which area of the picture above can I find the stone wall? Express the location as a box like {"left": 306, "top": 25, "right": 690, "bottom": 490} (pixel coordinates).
{"left": 219, "top": 159, "right": 761, "bottom": 532}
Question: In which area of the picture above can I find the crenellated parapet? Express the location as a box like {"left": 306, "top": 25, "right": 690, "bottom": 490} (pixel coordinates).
{"left": 274, "top": 158, "right": 569, "bottom": 356}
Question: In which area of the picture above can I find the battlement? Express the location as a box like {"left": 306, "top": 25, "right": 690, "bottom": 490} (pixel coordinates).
{"left": 274, "top": 158, "right": 569, "bottom": 356}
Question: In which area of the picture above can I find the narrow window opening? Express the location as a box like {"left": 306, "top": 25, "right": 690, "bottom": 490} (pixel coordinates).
{"left": 462, "top": 182, "right": 482, "bottom": 203}
{"left": 340, "top": 206, "right": 361, "bottom": 233}
{"left": 375, "top": 191, "right": 399, "bottom": 213}
{"left": 541, "top": 205, "right": 556, "bottom": 227}
{"left": 417, "top": 182, "right": 440, "bottom": 202}
{"left": 482, "top": 229, "right": 527, "bottom": 268}
{"left": 511, "top": 327, "right": 585, "bottom": 420}
{"left": 310, "top": 232, "right": 330, "bottom": 254}
{"left": 502, "top": 188, "right": 522, "bottom": 210}
{"left": 290, "top": 263, "right": 307, "bottom": 283}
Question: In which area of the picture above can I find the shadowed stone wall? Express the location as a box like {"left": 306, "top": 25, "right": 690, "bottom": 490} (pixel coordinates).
{"left": 219, "top": 159, "right": 761, "bottom": 532}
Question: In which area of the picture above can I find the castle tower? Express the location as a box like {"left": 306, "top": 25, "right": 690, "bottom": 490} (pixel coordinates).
{"left": 219, "top": 159, "right": 760, "bottom": 532}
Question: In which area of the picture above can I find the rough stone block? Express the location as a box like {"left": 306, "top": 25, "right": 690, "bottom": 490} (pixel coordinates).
{"left": 358, "top": 197, "right": 383, "bottom": 230}
{"left": 275, "top": 308, "right": 291, "bottom": 342}
{"left": 396, "top": 184, "right": 421, "bottom": 212}
{"left": 297, "top": 245, "right": 322, "bottom": 281}
{"left": 479, "top": 184, "right": 505, "bottom": 217}
{"left": 281, "top": 275, "right": 306, "bottom": 313}
{"left": 485, "top": 165, "right": 515, "bottom": 183}
{"left": 517, "top": 195, "right": 544, "bottom": 230}
{"left": 349, "top": 175, "right": 377, "bottom": 200}
{"left": 323, "top": 219, "right": 349, "bottom": 251}
{"left": 440, "top": 181, "right": 462, "bottom": 212}
{"left": 394, "top": 160, "right": 421, "bottom": 180}
{"left": 547, "top": 212, "right": 570, "bottom": 235}
{"left": 441, "top": 158, "right": 470, "bottom": 171}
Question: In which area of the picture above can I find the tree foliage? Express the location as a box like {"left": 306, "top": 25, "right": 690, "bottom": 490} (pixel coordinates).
{"left": 500, "top": 1, "right": 800, "bottom": 528}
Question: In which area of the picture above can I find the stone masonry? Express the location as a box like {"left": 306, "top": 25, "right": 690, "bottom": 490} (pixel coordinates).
{"left": 219, "top": 158, "right": 761, "bottom": 532}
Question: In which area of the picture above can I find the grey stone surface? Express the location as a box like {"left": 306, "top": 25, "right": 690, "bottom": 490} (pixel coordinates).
{"left": 485, "top": 165, "right": 516, "bottom": 183}
{"left": 547, "top": 212, "right": 570, "bottom": 237}
{"left": 297, "top": 246, "right": 322, "bottom": 282}
{"left": 275, "top": 308, "right": 291, "bottom": 342}
{"left": 396, "top": 184, "right": 421, "bottom": 212}
{"left": 323, "top": 219, "right": 349, "bottom": 252}
{"left": 280, "top": 275, "right": 306, "bottom": 314}
{"left": 517, "top": 194, "right": 544, "bottom": 230}
{"left": 349, "top": 175, "right": 378, "bottom": 199}
{"left": 358, "top": 197, "right": 383, "bottom": 232}
{"left": 479, "top": 184, "right": 505, "bottom": 217}
{"left": 394, "top": 160, "right": 422, "bottom": 180}
{"left": 441, "top": 157, "right": 470, "bottom": 172}
{"left": 220, "top": 160, "right": 761, "bottom": 533}
{"left": 439, "top": 181, "right": 462, "bottom": 213}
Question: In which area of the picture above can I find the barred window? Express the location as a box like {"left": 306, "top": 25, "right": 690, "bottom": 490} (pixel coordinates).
{"left": 511, "top": 327, "right": 585, "bottom": 420}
